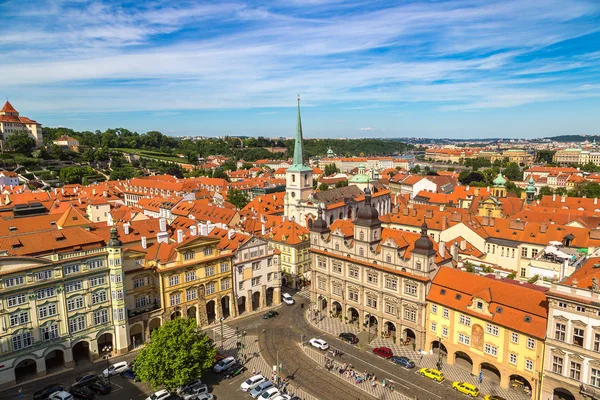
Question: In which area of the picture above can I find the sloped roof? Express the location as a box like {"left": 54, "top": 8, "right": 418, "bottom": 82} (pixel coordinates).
{"left": 56, "top": 205, "right": 91, "bottom": 228}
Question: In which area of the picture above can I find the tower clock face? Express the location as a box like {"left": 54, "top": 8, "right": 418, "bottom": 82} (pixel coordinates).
{"left": 291, "top": 192, "right": 296, "bottom": 198}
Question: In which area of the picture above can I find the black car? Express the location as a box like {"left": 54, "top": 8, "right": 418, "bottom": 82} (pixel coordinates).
{"left": 224, "top": 362, "right": 246, "bottom": 378}
{"left": 391, "top": 356, "right": 415, "bottom": 369}
{"left": 120, "top": 367, "right": 137, "bottom": 381}
{"left": 164, "top": 395, "right": 182, "bottom": 400}
{"left": 89, "top": 379, "right": 111, "bottom": 395}
{"left": 70, "top": 386, "right": 96, "bottom": 399}
{"left": 33, "top": 384, "right": 64, "bottom": 400}
{"left": 262, "top": 310, "right": 278, "bottom": 319}
{"left": 71, "top": 374, "right": 99, "bottom": 388}
{"left": 338, "top": 332, "right": 359, "bottom": 344}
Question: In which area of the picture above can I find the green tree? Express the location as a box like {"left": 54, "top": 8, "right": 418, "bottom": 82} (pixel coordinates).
{"left": 212, "top": 168, "right": 230, "bottom": 181}
{"left": 335, "top": 180, "right": 348, "bottom": 188}
{"left": 502, "top": 162, "right": 522, "bottom": 181}
{"left": 536, "top": 186, "right": 553, "bottom": 199}
{"left": 134, "top": 318, "right": 216, "bottom": 391}
{"left": 324, "top": 163, "right": 338, "bottom": 176}
{"left": 409, "top": 165, "right": 421, "bottom": 174}
{"left": 318, "top": 182, "right": 329, "bottom": 191}
{"left": 6, "top": 132, "right": 36, "bottom": 154}
{"left": 227, "top": 189, "right": 250, "bottom": 209}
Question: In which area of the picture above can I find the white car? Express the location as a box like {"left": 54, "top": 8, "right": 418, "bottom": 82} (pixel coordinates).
{"left": 177, "top": 378, "right": 203, "bottom": 394}
{"left": 241, "top": 374, "right": 266, "bottom": 392}
{"left": 250, "top": 381, "right": 274, "bottom": 398}
{"left": 145, "top": 389, "right": 171, "bottom": 400}
{"left": 103, "top": 360, "right": 129, "bottom": 377}
{"left": 195, "top": 394, "right": 214, "bottom": 400}
{"left": 282, "top": 293, "right": 294, "bottom": 305}
{"left": 259, "top": 387, "right": 281, "bottom": 399}
{"left": 212, "top": 356, "right": 236, "bottom": 373}
{"left": 273, "top": 396, "right": 292, "bottom": 400}
{"left": 180, "top": 384, "right": 209, "bottom": 400}
{"left": 309, "top": 338, "right": 329, "bottom": 350}
{"left": 49, "top": 392, "right": 74, "bottom": 400}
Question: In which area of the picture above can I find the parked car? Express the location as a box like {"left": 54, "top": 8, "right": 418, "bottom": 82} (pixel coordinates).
{"left": 273, "top": 396, "right": 292, "bottom": 400}
{"left": 224, "top": 362, "right": 246, "bottom": 379}
{"left": 180, "top": 384, "right": 209, "bottom": 400}
{"left": 71, "top": 374, "right": 98, "bottom": 388}
{"left": 34, "top": 384, "right": 64, "bottom": 400}
{"left": 418, "top": 368, "right": 445, "bottom": 382}
{"left": 263, "top": 311, "right": 279, "bottom": 319}
{"left": 121, "top": 367, "right": 138, "bottom": 381}
{"left": 452, "top": 382, "right": 480, "bottom": 397}
{"left": 194, "top": 394, "right": 213, "bottom": 400}
{"left": 483, "top": 396, "right": 507, "bottom": 400}
{"left": 241, "top": 375, "right": 266, "bottom": 392}
{"left": 103, "top": 361, "right": 129, "bottom": 377}
{"left": 259, "top": 387, "right": 281, "bottom": 399}
{"left": 49, "top": 392, "right": 74, "bottom": 400}
{"left": 338, "top": 332, "right": 358, "bottom": 344}
{"left": 89, "top": 379, "right": 111, "bottom": 395}
{"left": 177, "top": 378, "right": 203, "bottom": 394}
{"left": 282, "top": 293, "right": 294, "bottom": 305}
{"left": 69, "top": 386, "right": 95, "bottom": 400}
{"left": 145, "top": 389, "right": 172, "bottom": 400}
{"left": 250, "top": 380, "right": 274, "bottom": 398}
{"left": 213, "top": 356, "right": 236, "bottom": 373}
{"left": 373, "top": 347, "right": 393, "bottom": 359}
{"left": 391, "top": 356, "right": 415, "bottom": 369}
{"left": 309, "top": 338, "right": 329, "bottom": 350}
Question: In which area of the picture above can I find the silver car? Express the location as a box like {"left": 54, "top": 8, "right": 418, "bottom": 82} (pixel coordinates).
{"left": 249, "top": 381, "right": 273, "bottom": 398}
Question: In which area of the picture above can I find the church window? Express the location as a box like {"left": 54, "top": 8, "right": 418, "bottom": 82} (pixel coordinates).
{"left": 292, "top": 175, "right": 295, "bottom": 183}
{"left": 360, "top": 232, "right": 364, "bottom": 240}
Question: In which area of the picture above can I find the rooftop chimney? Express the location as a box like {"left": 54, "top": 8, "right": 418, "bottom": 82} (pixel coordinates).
{"left": 141, "top": 236, "right": 147, "bottom": 249}
{"left": 159, "top": 218, "right": 167, "bottom": 232}
{"left": 92, "top": 189, "right": 96, "bottom": 195}
{"left": 439, "top": 241, "right": 446, "bottom": 258}
{"left": 451, "top": 242, "right": 459, "bottom": 261}
{"left": 177, "top": 229, "right": 184, "bottom": 243}
{"left": 553, "top": 194, "right": 556, "bottom": 201}
{"left": 207, "top": 221, "right": 215, "bottom": 234}
{"left": 199, "top": 222, "right": 208, "bottom": 236}
{"left": 156, "top": 231, "right": 169, "bottom": 244}
{"left": 261, "top": 224, "right": 266, "bottom": 235}
{"left": 540, "top": 222, "right": 548, "bottom": 233}
{"left": 561, "top": 195, "right": 566, "bottom": 203}
{"left": 190, "top": 225, "right": 197, "bottom": 236}
{"left": 123, "top": 223, "right": 130, "bottom": 235}
{"left": 228, "top": 229, "right": 235, "bottom": 240}
{"left": 460, "top": 240, "right": 467, "bottom": 251}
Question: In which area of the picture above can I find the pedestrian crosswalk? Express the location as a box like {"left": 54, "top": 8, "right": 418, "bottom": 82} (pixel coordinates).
{"left": 213, "top": 324, "right": 239, "bottom": 341}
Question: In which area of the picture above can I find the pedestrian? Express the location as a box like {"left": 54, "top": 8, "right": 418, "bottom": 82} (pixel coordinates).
{"left": 372, "top": 380, "right": 376, "bottom": 388}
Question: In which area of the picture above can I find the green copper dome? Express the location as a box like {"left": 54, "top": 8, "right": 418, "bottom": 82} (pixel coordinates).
{"left": 493, "top": 172, "right": 507, "bottom": 187}
{"left": 526, "top": 176, "right": 536, "bottom": 193}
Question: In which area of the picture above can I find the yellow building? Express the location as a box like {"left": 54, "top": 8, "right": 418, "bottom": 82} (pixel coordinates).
{"left": 426, "top": 267, "right": 547, "bottom": 398}
{"left": 123, "top": 229, "right": 234, "bottom": 346}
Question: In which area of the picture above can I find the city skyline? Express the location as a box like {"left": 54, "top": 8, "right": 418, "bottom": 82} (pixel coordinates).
{"left": 1, "top": 0, "right": 600, "bottom": 138}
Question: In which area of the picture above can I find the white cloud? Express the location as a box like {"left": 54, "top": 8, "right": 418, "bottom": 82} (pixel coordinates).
{"left": 359, "top": 127, "right": 373, "bottom": 131}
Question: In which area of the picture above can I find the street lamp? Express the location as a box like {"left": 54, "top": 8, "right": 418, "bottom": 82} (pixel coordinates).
{"left": 102, "top": 345, "right": 112, "bottom": 384}
{"left": 365, "top": 313, "right": 372, "bottom": 343}
{"left": 436, "top": 337, "right": 443, "bottom": 371}
{"left": 219, "top": 317, "right": 225, "bottom": 350}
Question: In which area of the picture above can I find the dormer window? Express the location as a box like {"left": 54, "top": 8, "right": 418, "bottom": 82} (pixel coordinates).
{"left": 476, "top": 301, "right": 484, "bottom": 310}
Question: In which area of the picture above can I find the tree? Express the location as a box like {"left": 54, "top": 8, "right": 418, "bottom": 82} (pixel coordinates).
{"left": 227, "top": 189, "right": 250, "bottom": 209}
{"left": 409, "top": 165, "right": 421, "bottom": 174}
{"left": 335, "top": 180, "right": 348, "bottom": 188}
{"left": 134, "top": 318, "right": 216, "bottom": 391}
{"left": 536, "top": 186, "right": 553, "bottom": 199}
{"left": 318, "top": 182, "right": 329, "bottom": 191}
{"left": 458, "top": 171, "right": 485, "bottom": 185}
{"left": 324, "top": 163, "right": 338, "bottom": 176}
{"left": 6, "top": 132, "right": 36, "bottom": 154}
{"left": 503, "top": 162, "right": 522, "bottom": 181}
{"left": 212, "top": 168, "right": 230, "bottom": 181}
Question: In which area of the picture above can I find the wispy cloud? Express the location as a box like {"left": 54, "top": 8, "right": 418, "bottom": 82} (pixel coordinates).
{"left": 359, "top": 127, "right": 373, "bottom": 131}
{"left": 0, "top": 0, "right": 599, "bottom": 135}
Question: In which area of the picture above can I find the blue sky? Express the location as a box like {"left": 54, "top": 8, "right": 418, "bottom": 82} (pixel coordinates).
{"left": 1, "top": 0, "right": 600, "bottom": 139}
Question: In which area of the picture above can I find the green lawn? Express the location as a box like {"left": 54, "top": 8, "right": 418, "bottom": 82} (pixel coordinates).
{"left": 113, "top": 148, "right": 188, "bottom": 163}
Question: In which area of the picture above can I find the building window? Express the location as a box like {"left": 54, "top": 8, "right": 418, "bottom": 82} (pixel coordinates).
{"left": 111, "top": 289, "right": 124, "bottom": 301}
{"left": 573, "top": 328, "right": 584, "bottom": 346}
{"left": 415, "top": 261, "right": 422, "bottom": 271}
{"left": 476, "top": 301, "right": 483, "bottom": 310}
{"left": 317, "top": 279, "right": 325, "bottom": 290}
{"left": 367, "top": 296, "right": 378, "bottom": 309}
{"left": 36, "top": 287, "right": 55, "bottom": 300}
{"left": 204, "top": 247, "right": 214, "bottom": 256}
{"left": 87, "top": 260, "right": 104, "bottom": 269}
{"left": 220, "top": 262, "right": 230, "bottom": 273}
{"left": 511, "top": 332, "right": 519, "bottom": 343}
{"left": 404, "top": 308, "right": 417, "bottom": 322}
{"left": 7, "top": 294, "right": 27, "bottom": 308}
{"left": 135, "top": 295, "right": 150, "bottom": 309}
{"left": 110, "top": 272, "right": 123, "bottom": 283}
{"left": 10, "top": 311, "right": 30, "bottom": 327}
{"left": 318, "top": 259, "right": 326, "bottom": 269}
{"left": 34, "top": 270, "right": 53, "bottom": 281}
{"left": 558, "top": 301, "right": 567, "bottom": 308}
{"left": 525, "top": 359, "right": 533, "bottom": 371}
{"left": 133, "top": 276, "right": 149, "bottom": 288}
{"left": 431, "top": 322, "right": 437, "bottom": 333}
{"left": 404, "top": 282, "right": 417, "bottom": 296}
{"left": 64, "top": 264, "right": 80, "bottom": 275}
{"left": 442, "top": 326, "right": 449, "bottom": 337}
{"left": 12, "top": 332, "right": 33, "bottom": 350}
{"left": 486, "top": 324, "right": 499, "bottom": 336}
{"left": 38, "top": 304, "right": 57, "bottom": 319}
{"left": 509, "top": 353, "right": 517, "bottom": 365}
{"left": 527, "top": 337, "right": 535, "bottom": 349}
{"left": 458, "top": 333, "right": 470, "bottom": 345}
{"left": 484, "top": 343, "right": 498, "bottom": 357}
{"left": 386, "top": 255, "right": 391, "bottom": 263}
{"left": 367, "top": 271, "right": 378, "bottom": 285}
{"left": 459, "top": 314, "right": 471, "bottom": 327}
{"left": 65, "top": 280, "right": 83, "bottom": 293}
{"left": 185, "top": 271, "right": 196, "bottom": 282}
{"left": 570, "top": 361, "right": 581, "bottom": 381}
{"left": 4, "top": 276, "right": 25, "bottom": 287}
{"left": 531, "top": 249, "right": 538, "bottom": 258}
{"left": 333, "top": 285, "right": 342, "bottom": 296}
{"left": 384, "top": 277, "right": 397, "bottom": 290}
{"left": 594, "top": 333, "right": 600, "bottom": 352}
{"left": 555, "top": 323, "right": 566, "bottom": 341}
{"left": 349, "top": 267, "right": 359, "bottom": 278}
{"left": 41, "top": 324, "right": 59, "bottom": 342}
{"left": 92, "top": 291, "right": 107, "bottom": 305}
{"left": 169, "top": 275, "right": 180, "bottom": 286}
{"left": 206, "top": 282, "right": 216, "bottom": 295}
{"left": 520, "top": 267, "right": 527, "bottom": 278}
{"left": 184, "top": 251, "right": 195, "bottom": 261}
{"left": 206, "top": 266, "right": 215, "bottom": 276}
{"left": 576, "top": 305, "right": 586, "bottom": 313}
{"left": 385, "top": 302, "right": 396, "bottom": 315}
{"left": 221, "top": 279, "right": 230, "bottom": 290}
{"left": 94, "top": 309, "right": 109, "bottom": 325}
{"left": 521, "top": 247, "right": 528, "bottom": 257}
{"left": 67, "top": 297, "right": 84, "bottom": 311}
{"left": 333, "top": 262, "right": 342, "bottom": 273}
{"left": 349, "top": 290, "right": 358, "bottom": 302}
{"left": 592, "top": 368, "right": 600, "bottom": 387}
{"left": 186, "top": 288, "right": 197, "bottom": 301}
{"left": 552, "top": 356, "right": 563, "bottom": 374}
{"left": 89, "top": 275, "right": 106, "bottom": 287}
{"left": 431, "top": 304, "right": 438, "bottom": 314}
{"left": 443, "top": 308, "right": 449, "bottom": 319}
{"left": 114, "top": 308, "right": 125, "bottom": 322}
{"left": 252, "top": 262, "right": 260, "bottom": 270}
{"left": 170, "top": 293, "right": 181, "bottom": 306}
{"left": 69, "top": 315, "right": 86, "bottom": 333}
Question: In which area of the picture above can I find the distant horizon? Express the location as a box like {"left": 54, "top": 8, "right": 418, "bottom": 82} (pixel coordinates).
{"left": 2, "top": 1, "right": 600, "bottom": 138}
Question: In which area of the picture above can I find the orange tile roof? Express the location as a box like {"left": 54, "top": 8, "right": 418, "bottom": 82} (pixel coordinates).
{"left": 0, "top": 227, "right": 105, "bottom": 256}
{"left": 262, "top": 216, "right": 309, "bottom": 245}
{"left": 1, "top": 101, "right": 18, "bottom": 113}
{"left": 561, "top": 257, "right": 600, "bottom": 289}
{"left": 429, "top": 267, "right": 548, "bottom": 339}
{"left": 56, "top": 205, "right": 91, "bottom": 228}
{"left": 0, "top": 214, "right": 60, "bottom": 237}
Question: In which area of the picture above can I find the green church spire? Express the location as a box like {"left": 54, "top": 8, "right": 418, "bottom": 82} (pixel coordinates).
{"left": 288, "top": 95, "right": 312, "bottom": 172}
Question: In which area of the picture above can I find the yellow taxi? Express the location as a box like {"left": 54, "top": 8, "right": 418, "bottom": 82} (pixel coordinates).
{"left": 418, "top": 367, "right": 445, "bottom": 382}
{"left": 483, "top": 396, "right": 506, "bottom": 400}
{"left": 452, "top": 381, "right": 480, "bottom": 397}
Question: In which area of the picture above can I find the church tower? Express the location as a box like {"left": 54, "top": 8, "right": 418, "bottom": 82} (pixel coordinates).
{"left": 107, "top": 227, "right": 129, "bottom": 354}
{"left": 284, "top": 97, "right": 313, "bottom": 221}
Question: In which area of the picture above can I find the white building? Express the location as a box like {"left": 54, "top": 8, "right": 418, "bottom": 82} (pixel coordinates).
{"left": 0, "top": 101, "right": 43, "bottom": 149}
